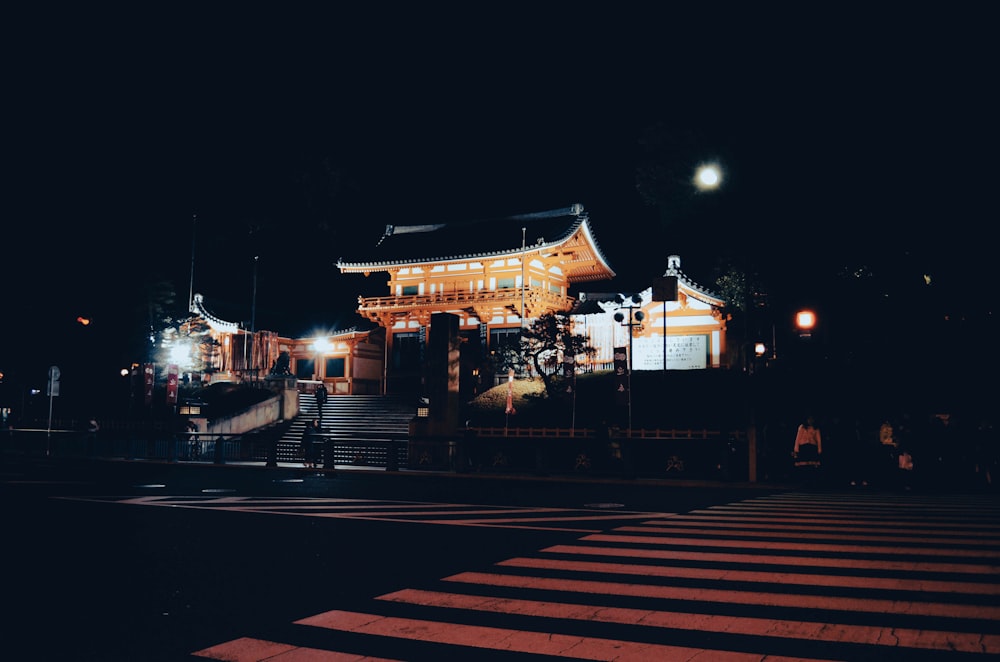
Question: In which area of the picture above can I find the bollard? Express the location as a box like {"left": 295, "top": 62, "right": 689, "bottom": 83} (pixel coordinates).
{"left": 213, "top": 436, "right": 225, "bottom": 464}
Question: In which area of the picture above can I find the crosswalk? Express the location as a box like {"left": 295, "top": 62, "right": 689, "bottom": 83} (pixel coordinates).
{"left": 70, "top": 495, "right": 672, "bottom": 534}
{"left": 181, "top": 491, "right": 1000, "bottom": 660}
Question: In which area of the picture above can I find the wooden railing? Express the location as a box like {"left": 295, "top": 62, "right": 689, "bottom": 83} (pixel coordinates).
{"left": 357, "top": 288, "right": 573, "bottom": 313}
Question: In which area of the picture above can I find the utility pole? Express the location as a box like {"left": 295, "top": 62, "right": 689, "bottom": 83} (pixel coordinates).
{"left": 520, "top": 226, "right": 526, "bottom": 330}
{"left": 188, "top": 214, "right": 197, "bottom": 312}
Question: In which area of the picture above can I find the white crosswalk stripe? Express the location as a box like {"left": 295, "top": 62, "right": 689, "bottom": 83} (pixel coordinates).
{"left": 184, "top": 491, "right": 1000, "bottom": 660}
{"left": 69, "top": 494, "right": 674, "bottom": 533}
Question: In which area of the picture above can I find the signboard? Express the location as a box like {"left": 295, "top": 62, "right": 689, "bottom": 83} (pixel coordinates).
{"left": 165, "top": 364, "right": 179, "bottom": 405}
{"left": 613, "top": 346, "right": 628, "bottom": 406}
{"left": 652, "top": 276, "right": 678, "bottom": 302}
{"left": 562, "top": 354, "right": 576, "bottom": 393}
{"left": 143, "top": 363, "right": 155, "bottom": 406}
{"left": 47, "top": 365, "right": 60, "bottom": 397}
{"left": 634, "top": 335, "right": 708, "bottom": 370}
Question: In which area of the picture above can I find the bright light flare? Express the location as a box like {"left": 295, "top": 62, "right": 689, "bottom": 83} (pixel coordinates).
{"left": 168, "top": 340, "right": 194, "bottom": 366}
{"left": 796, "top": 310, "right": 816, "bottom": 331}
{"left": 694, "top": 163, "right": 722, "bottom": 191}
{"left": 311, "top": 336, "right": 333, "bottom": 355}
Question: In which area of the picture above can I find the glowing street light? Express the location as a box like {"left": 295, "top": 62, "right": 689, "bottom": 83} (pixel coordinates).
{"left": 694, "top": 163, "right": 722, "bottom": 191}
{"left": 796, "top": 309, "right": 816, "bottom": 338}
{"left": 310, "top": 336, "right": 333, "bottom": 380}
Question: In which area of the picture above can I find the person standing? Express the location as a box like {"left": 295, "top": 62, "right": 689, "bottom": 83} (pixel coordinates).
{"left": 792, "top": 415, "right": 823, "bottom": 476}
{"left": 302, "top": 418, "right": 321, "bottom": 468}
{"left": 186, "top": 419, "right": 200, "bottom": 460}
{"left": 877, "top": 417, "right": 899, "bottom": 487}
{"left": 314, "top": 381, "right": 328, "bottom": 420}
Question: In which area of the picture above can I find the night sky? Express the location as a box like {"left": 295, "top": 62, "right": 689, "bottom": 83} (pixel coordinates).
{"left": 4, "top": 7, "right": 996, "bottom": 406}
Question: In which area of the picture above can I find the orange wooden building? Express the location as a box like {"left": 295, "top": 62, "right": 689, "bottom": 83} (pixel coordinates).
{"left": 188, "top": 293, "right": 383, "bottom": 395}
{"left": 336, "top": 204, "right": 615, "bottom": 395}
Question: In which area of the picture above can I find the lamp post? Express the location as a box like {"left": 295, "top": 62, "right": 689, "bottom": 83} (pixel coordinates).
{"left": 614, "top": 295, "right": 645, "bottom": 436}
{"left": 794, "top": 308, "right": 819, "bottom": 381}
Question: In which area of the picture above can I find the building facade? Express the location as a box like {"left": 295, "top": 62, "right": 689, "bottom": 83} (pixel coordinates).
{"left": 336, "top": 204, "right": 616, "bottom": 394}
{"left": 189, "top": 293, "right": 382, "bottom": 395}
{"left": 188, "top": 206, "right": 729, "bottom": 401}
{"left": 571, "top": 255, "right": 728, "bottom": 372}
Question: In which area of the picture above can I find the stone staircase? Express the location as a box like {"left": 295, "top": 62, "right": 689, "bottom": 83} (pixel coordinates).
{"left": 275, "top": 394, "right": 415, "bottom": 465}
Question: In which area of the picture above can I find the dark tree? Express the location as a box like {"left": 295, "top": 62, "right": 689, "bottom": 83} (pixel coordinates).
{"left": 492, "top": 313, "right": 596, "bottom": 399}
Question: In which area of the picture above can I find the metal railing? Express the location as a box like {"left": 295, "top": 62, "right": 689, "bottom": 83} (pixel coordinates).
{"left": 2, "top": 426, "right": 753, "bottom": 481}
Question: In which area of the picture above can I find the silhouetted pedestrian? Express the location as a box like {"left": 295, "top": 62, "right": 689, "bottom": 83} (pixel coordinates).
{"left": 302, "top": 418, "right": 321, "bottom": 468}
{"left": 792, "top": 415, "right": 822, "bottom": 481}
{"left": 315, "top": 382, "right": 328, "bottom": 419}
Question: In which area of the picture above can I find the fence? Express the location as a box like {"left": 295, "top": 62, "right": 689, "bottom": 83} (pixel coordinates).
{"left": 2, "top": 426, "right": 752, "bottom": 481}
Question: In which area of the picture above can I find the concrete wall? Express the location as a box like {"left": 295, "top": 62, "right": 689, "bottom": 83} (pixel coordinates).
{"left": 204, "top": 394, "right": 282, "bottom": 436}
{"left": 203, "top": 377, "right": 299, "bottom": 435}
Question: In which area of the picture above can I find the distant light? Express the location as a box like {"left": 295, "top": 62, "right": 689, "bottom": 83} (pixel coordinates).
{"left": 754, "top": 342, "right": 767, "bottom": 357}
{"left": 77, "top": 316, "right": 91, "bottom": 326}
{"left": 120, "top": 368, "right": 129, "bottom": 377}
{"left": 694, "top": 164, "right": 722, "bottom": 191}
{"left": 796, "top": 310, "right": 816, "bottom": 331}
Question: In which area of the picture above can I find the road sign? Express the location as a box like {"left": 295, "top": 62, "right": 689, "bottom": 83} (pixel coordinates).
{"left": 47, "top": 365, "right": 60, "bottom": 397}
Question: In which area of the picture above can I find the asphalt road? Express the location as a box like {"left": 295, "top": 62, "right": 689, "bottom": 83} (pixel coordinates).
{"left": 3, "top": 456, "right": 998, "bottom": 661}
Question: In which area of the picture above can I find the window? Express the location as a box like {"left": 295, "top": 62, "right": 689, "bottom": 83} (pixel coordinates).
{"left": 401, "top": 285, "right": 418, "bottom": 296}
{"left": 490, "top": 327, "right": 522, "bottom": 352}
{"left": 497, "top": 277, "right": 516, "bottom": 289}
{"left": 325, "top": 357, "right": 345, "bottom": 378}
{"left": 295, "top": 358, "right": 315, "bottom": 380}
{"left": 393, "top": 332, "right": 422, "bottom": 371}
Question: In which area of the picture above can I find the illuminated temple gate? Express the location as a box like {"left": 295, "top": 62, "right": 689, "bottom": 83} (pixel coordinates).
{"left": 336, "top": 205, "right": 616, "bottom": 395}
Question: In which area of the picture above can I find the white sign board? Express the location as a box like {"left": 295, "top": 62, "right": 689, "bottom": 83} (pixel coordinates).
{"left": 633, "top": 335, "right": 708, "bottom": 370}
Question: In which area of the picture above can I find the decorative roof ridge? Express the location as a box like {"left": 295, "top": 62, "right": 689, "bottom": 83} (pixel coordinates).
{"left": 662, "top": 254, "right": 721, "bottom": 301}
{"left": 338, "top": 204, "right": 598, "bottom": 270}
{"left": 190, "top": 293, "right": 242, "bottom": 334}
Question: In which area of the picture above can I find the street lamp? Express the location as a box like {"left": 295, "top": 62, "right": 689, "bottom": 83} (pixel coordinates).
{"left": 694, "top": 163, "right": 723, "bottom": 191}
{"left": 614, "top": 294, "right": 645, "bottom": 436}
{"left": 796, "top": 309, "right": 816, "bottom": 338}
{"left": 310, "top": 337, "right": 333, "bottom": 381}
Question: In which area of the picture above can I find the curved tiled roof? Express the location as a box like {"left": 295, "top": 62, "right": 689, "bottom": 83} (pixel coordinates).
{"left": 336, "top": 204, "right": 615, "bottom": 281}
{"left": 569, "top": 255, "right": 724, "bottom": 313}
{"left": 662, "top": 254, "right": 724, "bottom": 306}
{"left": 190, "top": 293, "right": 241, "bottom": 334}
